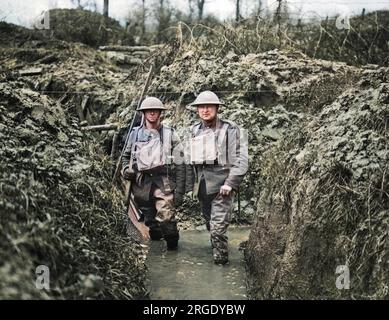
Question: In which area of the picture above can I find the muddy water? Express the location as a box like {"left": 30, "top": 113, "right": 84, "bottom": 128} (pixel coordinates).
{"left": 146, "top": 226, "right": 250, "bottom": 300}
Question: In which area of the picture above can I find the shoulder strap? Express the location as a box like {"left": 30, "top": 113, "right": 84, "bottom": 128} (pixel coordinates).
{"left": 125, "top": 126, "right": 141, "bottom": 169}
{"left": 132, "top": 126, "right": 141, "bottom": 142}
{"left": 162, "top": 125, "right": 173, "bottom": 157}
{"left": 217, "top": 122, "right": 229, "bottom": 146}
{"left": 216, "top": 121, "right": 230, "bottom": 164}
{"left": 129, "top": 126, "right": 141, "bottom": 153}
{"left": 191, "top": 122, "right": 201, "bottom": 137}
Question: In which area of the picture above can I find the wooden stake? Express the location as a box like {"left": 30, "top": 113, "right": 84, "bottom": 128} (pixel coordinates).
{"left": 81, "top": 123, "right": 118, "bottom": 131}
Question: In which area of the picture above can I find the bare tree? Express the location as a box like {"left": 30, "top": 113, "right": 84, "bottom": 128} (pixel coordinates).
{"left": 274, "top": 0, "right": 290, "bottom": 46}
{"left": 0, "top": 6, "right": 10, "bottom": 21}
{"left": 71, "top": 0, "right": 82, "bottom": 7}
{"left": 91, "top": 1, "right": 97, "bottom": 11}
{"left": 157, "top": 0, "right": 165, "bottom": 31}
{"left": 257, "top": 0, "right": 262, "bottom": 16}
{"left": 156, "top": 0, "right": 172, "bottom": 42}
{"left": 235, "top": 0, "right": 241, "bottom": 22}
{"left": 103, "top": 0, "right": 109, "bottom": 17}
{"left": 274, "top": 0, "right": 282, "bottom": 46}
{"left": 188, "top": 0, "right": 195, "bottom": 21}
{"left": 197, "top": 0, "right": 205, "bottom": 20}
{"left": 142, "top": 0, "right": 146, "bottom": 36}
{"left": 71, "top": 0, "right": 97, "bottom": 10}
{"left": 274, "top": 0, "right": 281, "bottom": 20}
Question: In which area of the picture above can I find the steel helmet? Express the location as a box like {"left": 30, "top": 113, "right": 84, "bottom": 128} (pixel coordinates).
{"left": 189, "top": 91, "right": 224, "bottom": 106}
{"left": 137, "top": 97, "right": 167, "bottom": 111}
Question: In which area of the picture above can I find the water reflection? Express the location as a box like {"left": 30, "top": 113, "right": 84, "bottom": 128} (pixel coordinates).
{"left": 146, "top": 226, "right": 250, "bottom": 300}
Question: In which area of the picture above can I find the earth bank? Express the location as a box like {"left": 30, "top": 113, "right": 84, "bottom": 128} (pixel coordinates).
{"left": 1, "top": 20, "right": 388, "bottom": 299}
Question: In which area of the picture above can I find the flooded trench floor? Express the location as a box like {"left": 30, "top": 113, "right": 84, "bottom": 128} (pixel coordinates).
{"left": 146, "top": 226, "right": 250, "bottom": 300}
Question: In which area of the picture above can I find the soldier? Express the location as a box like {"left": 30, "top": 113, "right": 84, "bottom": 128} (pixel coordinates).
{"left": 187, "top": 91, "right": 248, "bottom": 265}
{"left": 121, "top": 97, "right": 185, "bottom": 250}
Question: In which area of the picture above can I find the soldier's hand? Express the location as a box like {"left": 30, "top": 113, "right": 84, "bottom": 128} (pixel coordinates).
{"left": 174, "top": 192, "right": 184, "bottom": 207}
{"left": 123, "top": 168, "right": 134, "bottom": 181}
{"left": 219, "top": 185, "right": 232, "bottom": 196}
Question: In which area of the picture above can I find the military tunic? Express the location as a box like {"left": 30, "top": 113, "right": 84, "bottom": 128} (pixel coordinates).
{"left": 188, "top": 118, "right": 248, "bottom": 262}
{"left": 122, "top": 124, "right": 185, "bottom": 245}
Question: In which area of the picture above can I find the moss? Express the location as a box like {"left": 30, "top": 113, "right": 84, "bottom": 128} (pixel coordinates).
{"left": 0, "top": 83, "right": 147, "bottom": 299}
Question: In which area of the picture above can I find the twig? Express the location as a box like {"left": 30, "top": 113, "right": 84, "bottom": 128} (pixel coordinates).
{"left": 368, "top": 12, "right": 380, "bottom": 62}
{"left": 339, "top": 26, "right": 351, "bottom": 56}
{"left": 313, "top": 23, "right": 324, "bottom": 58}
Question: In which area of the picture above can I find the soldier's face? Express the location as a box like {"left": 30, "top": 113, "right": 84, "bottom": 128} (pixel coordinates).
{"left": 144, "top": 109, "right": 161, "bottom": 123}
{"left": 197, "top": 105, "right": 218, "bottom": 122}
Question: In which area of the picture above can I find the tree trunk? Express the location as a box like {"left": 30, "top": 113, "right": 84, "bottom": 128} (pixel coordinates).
{"left": 103, "top": 0, "right": 109, "bottom": 17}
{"left": 275, "top": 0, "right": 282, "bottom": 47}
{"left": 142, "top": 0, "right": 146, "bottom": 36}
{"left": 188, "top": 0, "right": 194, "bottom": 22}
{"left": 156, "top": 0, "right": 165, "bottom": 43}
{"left": 197, "top": 0, "right": 205, "bottom": 20}
{"left": 257, "top": 0, "right": 262, "bottom": 16}
{"left": 236, "top": 0, "right": 241, "bottom": 22}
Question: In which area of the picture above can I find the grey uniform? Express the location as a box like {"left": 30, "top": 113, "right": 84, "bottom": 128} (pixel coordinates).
{"left": 122, "top": 124, "right": 185, "bottom": 244}
{"left": 188, "top": 118, "right": 248, "bottom": 261}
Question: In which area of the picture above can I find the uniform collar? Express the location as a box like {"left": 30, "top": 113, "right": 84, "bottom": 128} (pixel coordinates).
{"left": 141, "top": 122, "right": 163, "bottom": 131}
{"left": 201, "top": 117, "right": 221, "bottom": 130}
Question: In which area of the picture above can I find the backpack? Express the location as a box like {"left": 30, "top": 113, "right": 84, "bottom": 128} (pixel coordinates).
{"left": 190, "top": 121, "right": 229, "bottom": 164}
{"left": 131, "top": 125, "right": 173, "bottom": 171}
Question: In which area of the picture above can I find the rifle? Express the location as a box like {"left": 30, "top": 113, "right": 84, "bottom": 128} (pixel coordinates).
{"left": 112, "top": 64, "right": 154, "bottom": 183}
{"left": 237, "top": 187, "right": 241, "bottom": 224}
{"left": 114, "top": 65, "right": 154, "bottom": 241}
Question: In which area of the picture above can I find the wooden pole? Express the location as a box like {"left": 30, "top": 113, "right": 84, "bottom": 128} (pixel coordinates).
{"left": 81, "top": 123, "right": 118, "bottom": 131}
{"left": 103, "top": 0, "right": 109, "bottom": 17}
{"left": 111, "top": 131, "right": 119, "bottom": 158}
{"left": 112, "top": 64, "right": 154, "bottom": 183}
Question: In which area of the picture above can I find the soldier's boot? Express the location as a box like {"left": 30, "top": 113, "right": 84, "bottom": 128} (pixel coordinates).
{"left": 140, "top": 207, "right": 161, "bottom": 240}
{"left": 211, "top": 233, "right": 229, "bottom": 265}
{"left": 160, "top": 221, "right": 179, "bottom": 250}
{"left": 149, "top": 225, "right": 163, "bottom": 240}
{"left": 165, "top": 233, "right": 179, "bottom": 250}
{"left": 213, "top": 248, "right": 229, "bottom": 265}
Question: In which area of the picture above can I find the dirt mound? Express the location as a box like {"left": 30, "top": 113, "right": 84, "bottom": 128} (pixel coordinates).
{"left": 0, "top": 9, "right": 133, "bottom": 49}
{"left": 245, "top": 66, "right": 388, "bottom": 299}
{"left": 48, "top": 8, "right": 134, "bottom": 47}
{"left": 0, "top": 34, "right": 150, "bottom": 298}
{"left": 0, "top": 21, "right": 46, "bottom": 48}
{"left": 0, "top": 79, "right": 148, "bottom": 299}
{"left": 146, "top": 49, "right": 360, "bottom": 222}
{"left": 0, "top": 30, "right": 152, "bottom": 128}
{"left": 145, "top": 49, "right": 387, "bottom": 298}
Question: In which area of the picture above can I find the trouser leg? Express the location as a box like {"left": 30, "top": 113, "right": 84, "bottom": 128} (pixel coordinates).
{"left": 153, "top": 187, "right": 179, "bottom": 250}
{"left": 210, "top": 193, "right": 234, "bottom": 264}
{"left": 133, "top": 185, "right": 164, "bottom": 241}
{"left": 198, "top": 179, "right": 212, "bottom": 231}
{"left": 136, "top": 199, "right": 163, "bottom": 240}
{"left": 198, "top": 179, "right": 234, "bottom": 264}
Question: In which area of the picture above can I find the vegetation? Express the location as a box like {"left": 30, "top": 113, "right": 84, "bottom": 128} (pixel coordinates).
{"left": 0, "top": 1, "right": 388, "bottom": 299}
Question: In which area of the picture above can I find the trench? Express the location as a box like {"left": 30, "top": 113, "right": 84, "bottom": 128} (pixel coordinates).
{"left": 145, "top": 226, "right": 250, "bottom": 300}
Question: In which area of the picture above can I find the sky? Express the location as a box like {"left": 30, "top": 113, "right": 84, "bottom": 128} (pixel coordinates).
{"left": 0, "top": 0, "right": 388, "bottom": 28}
